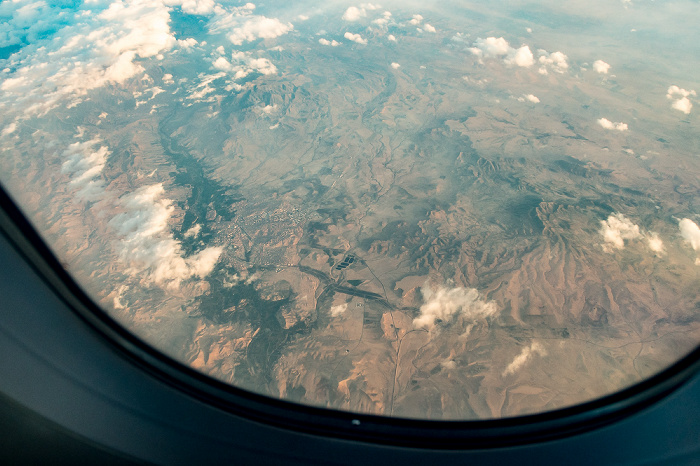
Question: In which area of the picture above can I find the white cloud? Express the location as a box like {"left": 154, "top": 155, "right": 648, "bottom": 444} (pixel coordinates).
{"left": 679, "top": 218, "right": 700, "bottom": 265}
{"left": 344, "top": 32, "right": 367, "bottom": 45}
{"left": 671, "top": 97, "right": 693, "bottom": 114}
{"left": 423, "top": 23, "right": 436, "bottom": 33}
{"left": 538, "top": 50, "right": 569, "bottom": 73}
{"left": 330, "top": 303, "right": 348, "bottom": 317}
{"left": 408, "top": 14, "right": 423, "bottom": 25}
{"left": 0, "top": 0, "right": 180, "bottom": 117}
{"left": 164, "top": 0, "right": 216, "bottom": 15}
{"left": 470, "top": 38, "right": 534, "bottom": 68}
{"left": 184, "top": 224, "right": 202, "bottom": 239}
{"left": 109, "top": 184, "right": 223, "bottom": 288}
{"left": 503, "top": 342, "right": 546, "bottom": 376}
{"left": 298, "top": 14, "right": 309, "bottom": 21}
{"left": 523, "top": 94, "right": 540, "bottom": 103}
{"left": 342, "top": 6, "right": 366, "bottom": 21}
{"left": 213, "top": 52, "right": 277, "bottom": 79}
{"left": 505, "top": 45, "right": 534, "bottom": 67}
{"left": 469, "top": 36, "right": 510, "bottom": 58}
{"left": 600, "top": 213, "right": 642, "bottom": 250}
{"left": 413, "top": 283, "right": 497, "bottom": 331}
{"left": 646, "top": 233, "right": 665, "bottom": 255}
{"left": 387, "top": 34, "right": 396, "bottom": 41}
{"left": 390, "top": 62, "right": 400, "bottom": 69}
{"left": 227, "top": 16, "right": 293, "bottom": 45}
{"left": 1, "top": 122, "right": 17, "bottom": 137}
{"left": 597, "top": 118, "right": 628, "bottom": 131}
{"left": 667, "top": 86, "right": 695, "bottom": 114}
{"left": 319, "top": 38, "right": 340, "bottom": 46}
{"left": 61, "top": 138, "right": 108, "bottom": 201}
{"left": 593, "top": 60, "right": 611, "bottom": 74}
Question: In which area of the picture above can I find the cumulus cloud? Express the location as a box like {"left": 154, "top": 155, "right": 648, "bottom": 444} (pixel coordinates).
{"left": 469, "top": 36, "right": 510, "bottom": 58}
{"left": 679, "top": 218, "right": 700, "bottom": 265}
{"left": 518, "top": 94, "right": 540, "bottom": 103}
{"left": 184, "top": 224, "right": 202, "bottom": 239}
{"left": 503, "top": 342, "right": 546, "bottom": 376}
{"left": 600, "top": 213, "right": 642, "bottom": 250}
{"left": 227, "top": 16, "right": 293, "bottom": 45}
{"left": 504, "top": 45, "right": 534, "bottom": 67}
{"left": 597, "top": 118, "right": 628, "bottom": 131}
{"left": 599, "top": 213, "right": 664, "bottom": 255}
{"left": 538, "top": 50, "right": 568, "bottom": 74}
{"left": 343, "top": 3, "right": 381, "bottom": 21}
{"left": 469, "top": 37, "right": 534, "bottom": 68}
{"left": 408, "top": 14, "right": 423, "bottom": 25}
{"left": 413, "top": 283, "right": 497, "bottom": 331}
{"left": 667, "top": 86, "right": 695, "bottom": 114}
{"left": 213, "top": 51, "right": 277, "bottom": 79}
{"left": 319, "top": 38, "right": 340, "bottom": 46}
{"left": 593, "top": 60, "right": 611, "bottom": 74}
{"left": 164, "top": 0, "right": 216, "bottom": 15}
{"left": 390, "top": 62, "right": 401, "bottom": 69}
{"left": 330, "top": 303, "right": 348, "bottom": 317}
{"left": 344, "top": 32, "right": 367, "bottom": 45}
{"left": 61, "top": 138, "right": 109, "bottom": 201}
{"left": 109, "top": 184, "right": 223, "bottom": 288}
{"left": 423, "top": 23, "right": 436, "bottom": 33}
{"left": 387, "top": 34, "right": 396, "bottom": 41}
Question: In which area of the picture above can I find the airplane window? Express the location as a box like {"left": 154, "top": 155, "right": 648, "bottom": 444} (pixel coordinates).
{"left": 0, "top": 0, "right": 698, "bottom": 422}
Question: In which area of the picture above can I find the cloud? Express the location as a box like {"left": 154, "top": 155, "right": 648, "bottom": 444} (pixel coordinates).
{"left": 387, "top": 34, "right": 396, "bottom": 41}
{"left": 518, "top": 94, "right": 540, "bottom": 103}
{"left": 666, "top": 85, "right": 695, "bottom": 114}
{"left": 330, "top": 303, "right": 348, "bottom": 317}
{"left": 679, "top": 218, "right": 700, "bottom": 265}
{"left": 319, "top": 38, "right": 340, "bottom": 46}
{"left": 413, "top": 283, "right": 497, "bottom": 331}
{"left": 646, "top": 233, "right": 665, "bottom": 255}
{"left": 423, "top": 23, "right": 436, "bottom": 33}
{"left": 213, "top": 52, "right": 277, "bottom": 79}
{"left": 1, "top": 122, "right": 17, "bottom": 137}
{"left": 538, "top": 50, "right": 568, "bottom": 74}
{"left": 342, "top": 6, "right": 366, "bottom": 21}
{"left": 227, "top": 16, "right": 293, "bottom": 45}
{"left": 593, "top": 60, "right": 611, "bottom": 74}
{"left": 390, "top": 62, "right": 400, "bottom": 69}
{"left": 503, "top": 342, "right": 546, "bottom": 376}
{"left": 344, "top": 32, "right": 367, "bottom": 45}
{"left": 61, "top": 137, "right": 109, "bottom": 201}
{"left": 408, "top": 14, "right": 423, "bottom": 25}
{"left": 599, "top": 213, "right": 664, "bottom": 255}
{"left": 469, "top": 37, "right": 534, "bottom": 68}
{"left": 504, "top": 45, "right": 534, "bottom": 67}
{"left": 109, "top": 184, "right": 223, "bottom": 288}
{"left": 184, "top": 224, "right": 202, "bottom": 239}
{"left": 0, "top": 0, "right": 179, "bottom": 117}
{"left": 164, "top": 0, "right": 216, "bottom": 15}
{"left": 469, "top": 36, "right": 510, "bottom": 58}
{"left": 600, "top": 213, "right": 642, "bottom": 250}
{"left": 597, "top": 118, "right": 628, "bottom": 131}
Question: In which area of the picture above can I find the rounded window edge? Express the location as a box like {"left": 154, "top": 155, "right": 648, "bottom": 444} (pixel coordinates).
{"left": 1, "top": 184, "right": 699, "bottom": 450}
